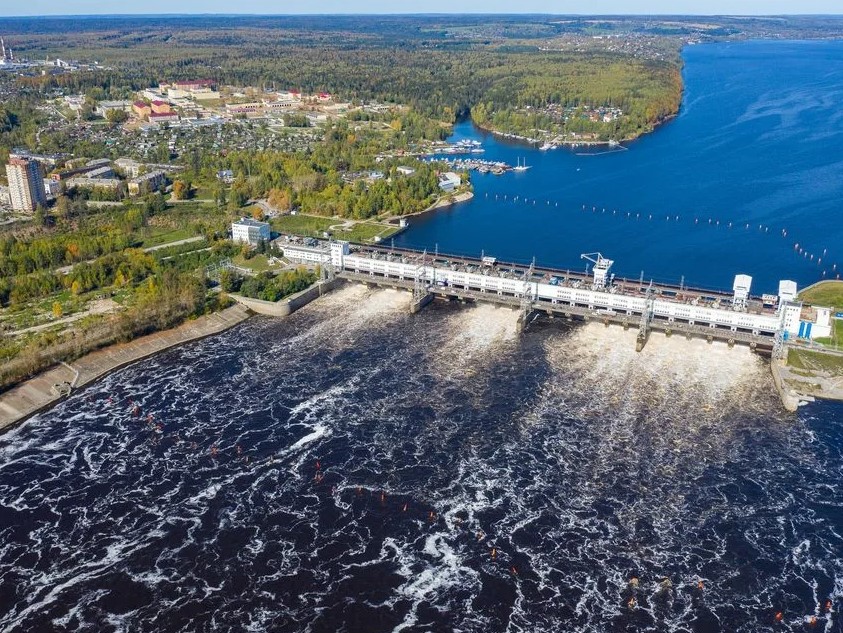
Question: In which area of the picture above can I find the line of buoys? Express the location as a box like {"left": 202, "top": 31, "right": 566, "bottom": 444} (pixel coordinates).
{"left": 486, "top": 195, "right": 837, "bottom": 277}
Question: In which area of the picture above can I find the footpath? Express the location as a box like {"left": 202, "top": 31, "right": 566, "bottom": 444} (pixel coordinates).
{"left": 0, "top": 305, "right": 251, "bottom": 431}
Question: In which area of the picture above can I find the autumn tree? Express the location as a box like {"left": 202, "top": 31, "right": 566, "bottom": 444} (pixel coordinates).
{"left": 173, "top": 180, "right": 189, "bottom": 200}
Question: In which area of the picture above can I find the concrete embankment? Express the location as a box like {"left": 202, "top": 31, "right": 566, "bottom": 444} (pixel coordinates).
{"left": 229, "top": 278, "right": 341, "bottom": 316}
{"left": 770, "top": 360, "right": 801, "bottom": 412}
{"left": 0, "top": 305, "right": 251, "bottom": 431}
{"left": 775, "top": 346, "right": 843, "bottom": 410}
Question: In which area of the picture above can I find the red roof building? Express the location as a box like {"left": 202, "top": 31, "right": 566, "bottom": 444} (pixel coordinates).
{"left": 150, "top": 100, "right": 172, "bottom": 114}
{"left": 149, "top": 112, "right": 179, "bottom": 123}
{"left": 133, "top": 101, "right": 152, "bottom": 118}
{"left": 173, "top": 80, "right": 214, "bottom": 90}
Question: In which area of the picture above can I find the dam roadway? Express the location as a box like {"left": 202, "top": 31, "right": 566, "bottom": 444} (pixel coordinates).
{"left": 281, "top": 238, "right": 795, "bottom": 354}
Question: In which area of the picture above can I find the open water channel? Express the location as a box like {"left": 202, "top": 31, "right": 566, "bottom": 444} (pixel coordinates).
{"left": 396, "top": 40, "right": 843, "bottom": 294}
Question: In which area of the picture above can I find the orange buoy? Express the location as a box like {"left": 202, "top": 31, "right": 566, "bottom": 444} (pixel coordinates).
{"left": 826, "top": 600, "right": 832, "bottom": 612}
{"left": 628, "top": 597, "right": 637, "bottom": 608}
{"left": 697, "top": 580, "right": 704, "bottom": 590}
{"left": 775, "top": 611, "right": 783, "bottom": 622}
{"left": 491, "top": 548, "right": 497, "bottom": 560}
{"left": 510, "top": 566, "right": 518, "bottom": 575}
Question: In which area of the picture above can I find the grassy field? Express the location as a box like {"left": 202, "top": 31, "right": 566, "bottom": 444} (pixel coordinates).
{"left": 270, "top": 214, "right": 335, "bottom": 236}
{"left": 271, "top": 214, "right": 399, "bottom": 243}
{"left": 813, "top": 318, "right": 843, "bottom": 350}
{"left": 339, "top": 222, "right": 400, "bottom": 243}
{"left": 798, "top": 280, "right": 843, "bottom": 311}
{"left": 787, "top": 348, "right": 843, "bottom": 375}
{"left": 232, "top": 253, "right": 284, "bottom": 273}
{"left": 137, "top": 226, "right": 195, "bottom": 248}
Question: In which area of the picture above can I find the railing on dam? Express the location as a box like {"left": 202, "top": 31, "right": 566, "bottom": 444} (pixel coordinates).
{"left": 336, "top": 271, "right": 775, "bottom": 349}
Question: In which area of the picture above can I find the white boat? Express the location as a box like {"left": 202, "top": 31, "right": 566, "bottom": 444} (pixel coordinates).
{"left": 512, "top": 157, "right": 530, "bottom": 172}
{"left": 539, "top": 142, "right": 553, "bottom": 151}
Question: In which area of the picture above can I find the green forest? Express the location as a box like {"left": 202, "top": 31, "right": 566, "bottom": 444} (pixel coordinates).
{"left": 0, "top": 16, "right": 686, "bottom": 141}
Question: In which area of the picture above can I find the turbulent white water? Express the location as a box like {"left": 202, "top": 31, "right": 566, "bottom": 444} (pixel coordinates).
{"left": 0, "top": 284, "right": 841, "bottom": 633}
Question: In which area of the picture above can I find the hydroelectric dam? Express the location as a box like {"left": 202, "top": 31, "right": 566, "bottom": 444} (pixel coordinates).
{"left": 278, "top": 237, "right": 833, "bottom": 358}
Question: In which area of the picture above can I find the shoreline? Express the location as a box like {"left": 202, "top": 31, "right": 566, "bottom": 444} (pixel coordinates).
{"left": 390, "top": 190, "right": 475, "bottom": 222}
{"left": 0, "top": 304, "right": 252, "bottom": 433}
{"left": 472, "top": 112, "right": 678, "bottom": 149}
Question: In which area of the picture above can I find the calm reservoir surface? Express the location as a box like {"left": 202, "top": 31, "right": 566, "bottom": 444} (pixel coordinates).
{"left": 0, "top": 41, "right": 842, "bottom": 633}
{"left": 396, "top": 40, "right": 843, "bottom": 294}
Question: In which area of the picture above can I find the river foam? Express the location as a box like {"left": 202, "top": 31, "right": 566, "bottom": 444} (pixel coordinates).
{"left": 0, "top": 292, "right": 840, "bottom": 633}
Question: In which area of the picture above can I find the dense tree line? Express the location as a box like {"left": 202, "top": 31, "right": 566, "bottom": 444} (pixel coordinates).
{"left": 1, "top": 19, "right": 684, "bottom": 140}
{"left": 221, "top": 268, "right": 317, "bottom": 302}
{"left": 0, "top": 230, "right": 134, "bottom": 277}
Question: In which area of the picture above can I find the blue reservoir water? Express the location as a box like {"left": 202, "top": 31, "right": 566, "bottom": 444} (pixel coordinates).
{"left": 395, "top": 40, "right": 843, "bottom": 294}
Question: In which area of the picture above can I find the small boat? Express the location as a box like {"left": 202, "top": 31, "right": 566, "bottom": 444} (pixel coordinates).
{"left": 539, "top": 142, "right": 553, "bottom": 151}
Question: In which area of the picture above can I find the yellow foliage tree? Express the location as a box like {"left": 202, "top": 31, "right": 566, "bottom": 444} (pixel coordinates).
{"left": 268, "top": 188, "right": 291, "bottom": 211}
{"left": 173, "top": 180, "right": 189, "bottom": 200}
{"left": 52, "top": 302, "right": 63, "bottom": 319}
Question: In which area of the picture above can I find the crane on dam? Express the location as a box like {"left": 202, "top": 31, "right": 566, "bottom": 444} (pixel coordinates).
{"left": 580, "top": 252, "right": 614, "bottom": 289}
